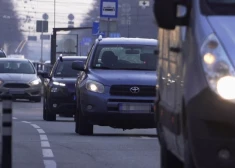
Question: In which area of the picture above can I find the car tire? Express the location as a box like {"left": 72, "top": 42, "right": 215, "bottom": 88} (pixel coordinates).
{"left": 77, "top": 103, "right": 93, "bottom": 135}
{"left": 75, "top": 109, "right": 79, "bottom": 133}
{"left": 43, "top": 98, "right": 47, "bottom": 121}
{"left": 46, "top": 110, "right": 56, "bottom": 121}
{"left": 44, "top": 98, "right": 56, "bottom": 121}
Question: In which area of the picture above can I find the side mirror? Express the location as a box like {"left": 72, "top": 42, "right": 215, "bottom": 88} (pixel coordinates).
{"left": 72, "top": 61, "right": 85, "bottom": 71}
{"left": 37, "top": 70, "right": 50, "bottom": 78}
{"left": 153, "top": 0, "right": 190, "bottom": 30}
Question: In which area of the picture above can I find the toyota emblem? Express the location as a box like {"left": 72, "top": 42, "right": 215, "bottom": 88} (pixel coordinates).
{"left": 130, "top": 86, "right": 140, "bottom": 93}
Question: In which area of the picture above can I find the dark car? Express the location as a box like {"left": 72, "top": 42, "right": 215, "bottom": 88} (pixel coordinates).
{"left": 39, "top": 56, "right": 87, "bottom": 121}
{"left": 72, "top": 37, "right": 158, "bottom": 135}
{"left": 0, "top": 49, "right": 7, "bottom": 58}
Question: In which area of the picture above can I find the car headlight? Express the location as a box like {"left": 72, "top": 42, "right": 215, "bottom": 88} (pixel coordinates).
{"left": 86, "top": 80, "right": 104, "bottom": 93}
{"left": 200, "top": 33, "right": 235, "bottom": 100}
{"left": 30, "top": 79, "right": 41, "bottom": 86}
{"left": 53, "top": 81, "right": 66, "bottom": 87}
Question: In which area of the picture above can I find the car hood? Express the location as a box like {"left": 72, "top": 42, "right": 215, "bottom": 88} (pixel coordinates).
{"left": 207, "top": 16, "right": 235, "bottom": 67}
{"left": 0, "top": 73, "right": 37, "bottom": 83}
{"left": 88, "top": 69, "right": 157, "bottom": 86}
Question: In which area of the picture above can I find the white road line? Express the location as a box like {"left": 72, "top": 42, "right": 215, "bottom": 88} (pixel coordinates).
{"left": 31, "top": 124, "right": 40, "bottom": 129}
{"left": 40, "top": 135, "right": 48, "bottom": 141}
{"left": 44, "top": 160, "right": 57, "bottom": 168}
{"left": 41, "top": 141, "right": 50, "bottom": 148}
{"left": 21, "top": 121, "right": 57, "bottom": 167}
{"left": 22, "top": 121, "right": 31, "bottom": 124}
{"left": 42, "top": 149, "right": 54, "bottom": 157}
{"left": 37, "top": 129, "right": 45, "bottom": 134}
{"left": 12, "top": 117, "right": 17, "bottom": 120}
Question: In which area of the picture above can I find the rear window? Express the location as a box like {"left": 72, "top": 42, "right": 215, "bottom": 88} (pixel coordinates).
{"left": 54, "top": 59, "right": 85, "bottom": 77}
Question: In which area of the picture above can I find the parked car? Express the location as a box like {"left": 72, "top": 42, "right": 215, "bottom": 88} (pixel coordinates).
{"left": 0, "top": 58, "right": 42, "bottom": 102}
{"left": 72, "top": 37, "right": 158, "bottom": 135}
{"left": 154, "top": 0, "right": 235, "bottom": 167}
{"left": 39, "top": 56, "right": 87, "bottom": 121}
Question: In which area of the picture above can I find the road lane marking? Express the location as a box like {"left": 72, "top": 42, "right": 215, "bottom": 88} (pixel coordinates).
{"left": 42, "top": 149, "right": 54, "bottom": 157}
{"left": 31, "top": 124, "right": 41, "bottom": 129}
{"left": 22, "top": 121, "right": 31, "bottom": 124}
{"left": 40, "top": 135, "right": 48, "bottom": 141}
{"left": 21, "top": 120, "right": 57, "bottom": 168}
{"left": 41, "top": 141, "right": 50, "bottom": 148}
{"left": 37, "top": 129, "right": 45, "bottom": 134}
{"left": 12, "top": 117, "right": 17, "bottom": 120}
{"left": 44, "top": 160, "right": 57, "bottom": 168}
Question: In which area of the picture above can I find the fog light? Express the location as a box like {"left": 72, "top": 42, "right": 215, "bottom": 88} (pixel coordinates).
{"left": 218, "top": 149, "right": 230, "bottom": 160}
{"left": 87, "top": 105, "right": 92, "bottom": 110}
{"left": 53, "top": 104, "right": 57, "bottom": 108}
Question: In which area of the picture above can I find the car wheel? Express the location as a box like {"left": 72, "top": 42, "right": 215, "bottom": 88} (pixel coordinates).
{"left": 75, "top": 108, "right": 79, "bottom": 133}
{"left": 46, "top": 109, "right": 56, "bottom": 121}
{"left": 77, "top": 102, "right": 93, "bottom": 135}
{"left": 44, "top": 99, "right": 56, "bottom": 121}
{"left": 43, "top": 98, "right": 47, "bottom": 121}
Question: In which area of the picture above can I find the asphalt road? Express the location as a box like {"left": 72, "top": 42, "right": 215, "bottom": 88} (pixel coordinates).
{"left": 0, "top": 99, "right": 160, "bottom": 168}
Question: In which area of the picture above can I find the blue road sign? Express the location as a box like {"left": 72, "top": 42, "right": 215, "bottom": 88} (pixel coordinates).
{"left": 109, "top": 32, "right": 120, "bottom": 38}
{"left": 100, "top": 0, "right": 118, "bottom": 18}
{"left": 92, "top": 22, "right": 100, "bottom": 35}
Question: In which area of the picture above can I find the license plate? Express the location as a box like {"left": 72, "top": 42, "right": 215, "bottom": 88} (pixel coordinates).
{"left": 119, "top": 103, "right": 151, "bottom": 112}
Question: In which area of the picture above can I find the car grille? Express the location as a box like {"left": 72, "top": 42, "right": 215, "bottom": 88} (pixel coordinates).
{"left": 4, "top": 83, "right": 30, "bottom": 88}
{"left": 110, "top": 85, "right": 155, "bottom": 97}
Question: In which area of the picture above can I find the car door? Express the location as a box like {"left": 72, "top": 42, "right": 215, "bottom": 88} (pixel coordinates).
{"left": 158, "top": 28, "right": 179, "bottom": 155}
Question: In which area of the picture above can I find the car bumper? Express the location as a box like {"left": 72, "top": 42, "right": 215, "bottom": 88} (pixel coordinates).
{"left": 48, "top": 92, "right": 76, "bottom": 115}
{"left": 187, "top": 88, "right": 235, "bottom": 168}
{"left": 0, "top": 86, "right": 41, "bottom": 100}
{"left": 80, "top": 90, "right": 155, "bottom": 129}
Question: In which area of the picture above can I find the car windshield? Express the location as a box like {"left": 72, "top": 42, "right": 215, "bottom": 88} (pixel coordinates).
{"left": 0, "top": 60, "right": 35, "bottom": 74}
{"left": 92, "top": 44, "right": 157, "bottom": 70}
{"left": 54, "top": 60, "right": 84, "bottom": 77}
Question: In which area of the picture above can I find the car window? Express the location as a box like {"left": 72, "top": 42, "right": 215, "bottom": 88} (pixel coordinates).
{"left": 92, "top": 44, "right": 157, "bottom": 70}
{"left": 54, "top": 60, "right": 84, "bottom": 77}
{"left": 0, "top": 60, "right": 35, "bottom": 74}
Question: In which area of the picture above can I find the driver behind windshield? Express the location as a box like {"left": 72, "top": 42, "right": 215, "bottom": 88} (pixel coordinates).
{"left": 93, "top": 45, "right": 157, "bottom": 70}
